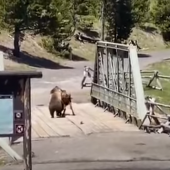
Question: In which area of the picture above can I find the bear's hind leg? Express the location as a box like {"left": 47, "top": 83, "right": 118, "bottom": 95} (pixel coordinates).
{"left": 49, "top": 108, "right": 55, "bottom": 118}
{"left": 56, "top": 111, "right": 62, "bottom": 117}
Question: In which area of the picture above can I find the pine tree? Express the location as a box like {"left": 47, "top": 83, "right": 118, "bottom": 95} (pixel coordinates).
{"left": 105, "top": 0, "right": 134, "bottom": 42}
{"left": 2, "top": 0, "right": 31, "bottom": 57}
{"left": 0, "top": 0, "right": 74, "bottom": 57}
{"left": 150, "top": 0, "right": 170, "bottom": 41}
{"left": 69, "top": 0, "right": 100, "bottom": 30}
{"left": 131, "top": 0, "right": 150, "bottom": 25}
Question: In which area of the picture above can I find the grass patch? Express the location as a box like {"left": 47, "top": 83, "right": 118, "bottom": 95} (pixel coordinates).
{"left": 70, "top": 25, "right": 169, "bottom": 61}
{"left": 5, "top": 64, "right": 36, "bottom": 71}
{"left": 0, "top": 159, "right": 5, "bottom": 166}
{"left": 130, "top": 27, "right": 166, "bottom": 51}
{"left": 143, "top": 60, "right": 170, "bottom": 104}
{"left": 70, "top": 38, "right": 96, "bottom": 61}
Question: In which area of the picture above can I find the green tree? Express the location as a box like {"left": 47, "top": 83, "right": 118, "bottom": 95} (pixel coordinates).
{"left": 150, "top": 0, "right": 170, "bottom": 41}
{"left": 29, "top": 0, "right": 74, "bottom": 46}
{"left": 105, "top": 0, "right": 134, "bottom": 42}
{"left": 70, "top": 0, "right": 100, "bottom": 30}
{"left": 105, "top": 0, "right": 116, "bottom": 41}
{"left": 0, "top": 0, "right": 74, "bottom": 57}
{"left": 131, "top": 0, "right": 150, "bottom": 26}
{"left": 1, "top": 0, "right": 33, "bottom": 57}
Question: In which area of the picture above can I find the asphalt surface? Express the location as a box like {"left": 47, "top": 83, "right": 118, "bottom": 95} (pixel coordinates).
{"left": 2, "top": 132, "right": 170, "bottom": 170}
{"left": 2, "top": 161, "right": 170, "bottom": 170}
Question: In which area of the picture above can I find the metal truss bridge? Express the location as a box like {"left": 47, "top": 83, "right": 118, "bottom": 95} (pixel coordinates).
{"left": 90, "top": 41, "right": 150, "bottom": 127}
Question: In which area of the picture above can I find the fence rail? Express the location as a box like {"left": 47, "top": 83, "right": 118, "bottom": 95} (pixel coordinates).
{"left": 140, "top": 97, "right": 170, "bottom": 134}
{"left": 91, "top": 83, "right": 137, "bottom": 115}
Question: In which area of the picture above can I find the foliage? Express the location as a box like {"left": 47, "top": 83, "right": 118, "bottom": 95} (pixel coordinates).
{"left": 150, "top": 0, "right": 170, "bottom": 41}
{"left": 41, "top": 37, "right": 55, "bottom": 53}
{"left": 0, "top": 0, "right": 170, "bottom": 57}
{"left": 105, "top": 0, "right": 134, "bottom": 42}
{"left": 131, "top": 0, "right": 150, "bottom": 25}
{"left": 72, "top": 0, "right": 100, "bottom": 29}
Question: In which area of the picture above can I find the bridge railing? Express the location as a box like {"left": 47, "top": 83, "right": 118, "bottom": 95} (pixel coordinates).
{"left": 91, "top": 83, "right": 137, "bottom": 118}
{"left": 87, "top": 40, "right": 170, "bottom": 134}
{"left": 91, "top": 82, "right": 170, "bottom": 132}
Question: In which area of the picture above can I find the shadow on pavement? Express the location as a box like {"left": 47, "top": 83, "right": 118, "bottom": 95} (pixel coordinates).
{"left": 138, "top": 53, "right": 151, "bottom": 58}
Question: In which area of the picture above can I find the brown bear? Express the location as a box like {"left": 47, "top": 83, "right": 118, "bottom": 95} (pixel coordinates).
{"left": 49, "top": 86, "right": 75, "bottom": 118}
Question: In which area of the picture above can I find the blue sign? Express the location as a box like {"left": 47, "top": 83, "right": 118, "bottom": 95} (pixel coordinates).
{"left": 0, "top": 95, "right": 13, "bottom": 135}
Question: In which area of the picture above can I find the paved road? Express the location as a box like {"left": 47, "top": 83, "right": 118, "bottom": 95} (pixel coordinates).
{"left": 2, "top": 161, "right": 170, "bottom": 170}
{"left": 2, "top": 132, "right": 170, "bottom": 170}
{"left": 31, "top": 50, "right": 170, "bottom": 106}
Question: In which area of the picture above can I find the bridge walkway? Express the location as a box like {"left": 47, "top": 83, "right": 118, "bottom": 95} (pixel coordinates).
{"left": 31, "top": 103, "right": 139, "bottom": 139}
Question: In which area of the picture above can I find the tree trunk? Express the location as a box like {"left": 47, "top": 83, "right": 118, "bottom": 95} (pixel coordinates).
{"left": 101, "top": 0, "right": 106, "bottom": 41}
{"left": 13, "top": 25, "right": 20, "bottom": 57}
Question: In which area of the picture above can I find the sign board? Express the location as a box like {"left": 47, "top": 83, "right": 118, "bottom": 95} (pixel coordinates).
{"left": 0, "top": 71, "right": 42, "bottom": 170}
{"left": 0, "top": 94, "right": 24, "bottom": 137}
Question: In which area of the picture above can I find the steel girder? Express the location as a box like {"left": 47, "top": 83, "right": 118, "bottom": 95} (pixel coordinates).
{"left": 91, "top": 41, "right": 147, "bottom": 122}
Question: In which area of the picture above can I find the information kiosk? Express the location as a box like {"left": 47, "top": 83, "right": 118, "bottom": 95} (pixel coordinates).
{"left": 0, "top": 71, "right": 42, "bottom": 170}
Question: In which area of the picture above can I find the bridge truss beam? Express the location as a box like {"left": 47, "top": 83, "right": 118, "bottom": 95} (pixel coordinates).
{"left": 90, "top": 41, "right": 148, "bottom": 126}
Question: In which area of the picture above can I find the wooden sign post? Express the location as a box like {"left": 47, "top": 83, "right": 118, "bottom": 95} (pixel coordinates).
{"left": 0, "top": 71, "right": 42, "bottom": 170}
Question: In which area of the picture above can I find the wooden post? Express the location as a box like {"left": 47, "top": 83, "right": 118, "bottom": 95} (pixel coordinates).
{"left": 0, "top": 51, "right": 4, "bottom": 71}
{"left": 23, "top": 78, "right": 32, "bottom": 170}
